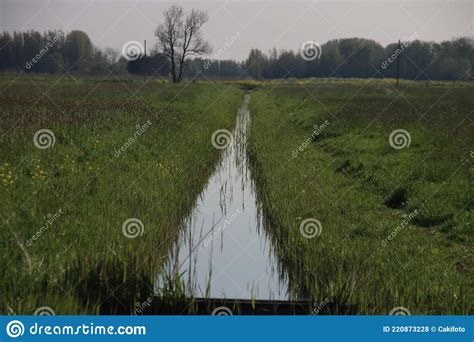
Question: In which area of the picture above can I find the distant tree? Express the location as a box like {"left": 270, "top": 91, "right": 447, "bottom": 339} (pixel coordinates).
{"left": 319, "top": 40, "right": 342, "bottom": 77}
{"left": 403, "top": 41, "right": 434, "bottom": 79}
{"left": 40, "top": 52, "right": 64, "bottom": 73}
{"left": 180, "top": 58, "right": 244, "bottom": 79}
{"left": 0, "top": 32, "right": 14, "bottom": 70}
{"left": 63, "top": 30, "right": 94, "bottom": 72}
{"left": 219, "top": 60, "right": 243, "bottom": 78}
{"left": 437, "top": 57, "right": 470, "bottom": 81}
{"left": 89, "top": 49, "right": 109, "bottom": 73}
{"left": 154, "top": 5, "right": 211, "bottom": 83}
{"left": 12, "top": 32, "right": 25, "bottom": 70}
{"left": 0, "top": 30, "right": 122, "bottom": 74}
{"left": 0, "top": 29, "right": 472, "bottom": 81}
{"left": 336, "top": 38, "right": 383, "bottom": 78}
{"left": 435, "top": 38, "right": 473, "bottom": 80}
{"left": 127, "top": 53, "right": 170, "bottom": 76}
{"left": 246, "top": 48, "right": 266, "bottom": 79}
{"left": 23, "top": 30, "right": 43, "bottom": 71}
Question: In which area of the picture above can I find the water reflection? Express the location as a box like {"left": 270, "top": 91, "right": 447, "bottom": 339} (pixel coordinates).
{"left": 157, "top": 94, "right": 288, "bottom": 300}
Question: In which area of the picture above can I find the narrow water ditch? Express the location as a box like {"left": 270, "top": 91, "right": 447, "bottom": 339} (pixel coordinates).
{"left": 157, "top": 94, "right": 289, "bottom": 300}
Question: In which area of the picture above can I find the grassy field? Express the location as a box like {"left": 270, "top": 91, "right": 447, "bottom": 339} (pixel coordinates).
{"left": 0, "top": 76, "right": 472, "bottom": 315}
{"left": 248, "top": 79, "right": 473, "bottom": 314}
{"left": 0, "top": 76, "right": 242, "bottom": 314}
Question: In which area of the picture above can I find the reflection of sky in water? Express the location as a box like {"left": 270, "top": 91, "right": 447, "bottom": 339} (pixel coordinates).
{"left": 158, "top": 95, "right": 288, "bottom": 300}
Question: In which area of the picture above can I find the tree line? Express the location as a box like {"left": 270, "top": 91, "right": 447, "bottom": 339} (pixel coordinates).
{"left": 244, "top": 37, "right": 473, "bottom": 81}
{"left": 0, "top": 30, "right": 119, "bottom": 74}
{"left": 0, "top": 29, "right": 472, "bottom": 81}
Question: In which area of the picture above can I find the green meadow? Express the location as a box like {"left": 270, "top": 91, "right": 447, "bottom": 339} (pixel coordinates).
{"left": 0, "top": 76, "right": 242, "bottom": 314}
{"left": 0, "top": 76, "right": 472, "bottom": 314}
{"left": 248, "top": 79, "right": 473, "bottom": 314}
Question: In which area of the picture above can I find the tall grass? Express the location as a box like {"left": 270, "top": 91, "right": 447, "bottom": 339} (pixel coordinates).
{"left": 248, "top": 81, "right": 473, "bottom": 314}
{"left": 0, "top": 76, "right": 242, "bottom": 314}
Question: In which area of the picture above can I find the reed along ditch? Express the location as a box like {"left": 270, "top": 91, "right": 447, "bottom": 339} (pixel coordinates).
{"left": 157, "top": 94, "right": 290, "bottom": 303}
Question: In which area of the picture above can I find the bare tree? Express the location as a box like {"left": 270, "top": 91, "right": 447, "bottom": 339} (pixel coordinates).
{"left": 155, "top": 5, "right": 211, "bottom": 83}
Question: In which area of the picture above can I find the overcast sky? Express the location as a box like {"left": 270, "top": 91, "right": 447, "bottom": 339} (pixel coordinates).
{"left": 1, "top": 0, "right": 472, "bottom": 60}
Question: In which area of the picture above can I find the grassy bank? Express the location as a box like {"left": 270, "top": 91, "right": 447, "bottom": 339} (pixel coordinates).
{"left": 248, "top": 80, "right": 473, "bottom": 314}
{"left": 0, "top": 76, "right": 242, "bottom": 314}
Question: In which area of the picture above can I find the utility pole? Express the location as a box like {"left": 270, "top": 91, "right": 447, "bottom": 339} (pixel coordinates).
{"left": 143, "top": 39, "right": 147, "bottom": 83}
{"left": 396, "top": 39, "right": 401, "bottom": 86}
